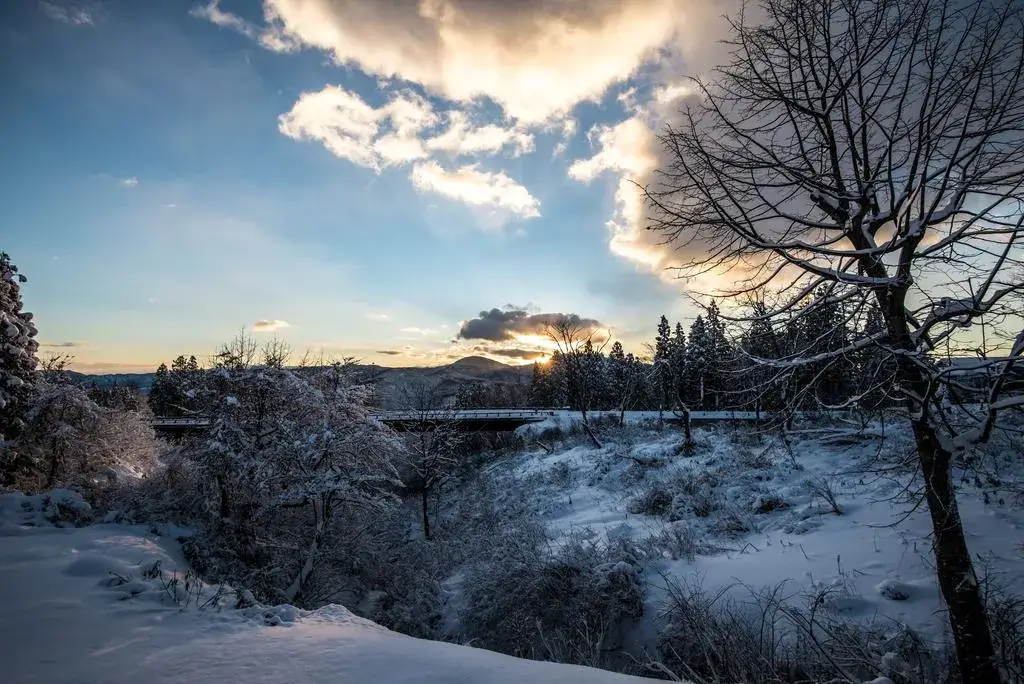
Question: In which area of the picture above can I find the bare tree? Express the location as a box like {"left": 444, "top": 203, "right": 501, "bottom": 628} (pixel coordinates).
{"left": 646, "top": 0, "right": 1024, "bottom": 680}
{"left": 398, "top": 380, "right": 463, "bottom": 540}
{"left": 545, "top": 315, "right": 606, "bottom": 448}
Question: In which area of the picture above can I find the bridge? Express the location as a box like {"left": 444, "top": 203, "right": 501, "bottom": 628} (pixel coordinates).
{"left": 151, "top": 409, "right": 770, "bottom": 435}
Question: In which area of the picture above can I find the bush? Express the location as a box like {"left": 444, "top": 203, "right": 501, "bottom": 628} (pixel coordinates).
{"left": 628, "top": 485, "right": 673, "bottom": 516}
{"left": 461, "top": 532, "right": 645, "bottom": 668}
{"left": 654, "top": 579, "right": 953, "bottom": 684}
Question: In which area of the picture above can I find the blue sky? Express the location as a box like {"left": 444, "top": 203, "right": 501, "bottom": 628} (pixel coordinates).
{"left": 1, "top": 0, "right": 731, "bottom": 372}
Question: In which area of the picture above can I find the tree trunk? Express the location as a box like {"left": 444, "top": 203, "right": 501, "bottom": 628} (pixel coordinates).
{"left": 217, "top": 475, "right": 231, "bottom": 520}
{"left": 285, "top": 497, "right": 328, "bottom": 604}
{"left": 913, "top": 419, "right": 1000, "bottom": 683}
{"left": 421, "top": 486, "right": 431, "bottom": 540}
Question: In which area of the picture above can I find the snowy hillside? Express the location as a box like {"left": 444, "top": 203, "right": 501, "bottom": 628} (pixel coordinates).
{"left": 506, "top": 419, "right": 1024, "bottom": 651}
{"left": 0, "top": 492, "right": 659, "bottom": 684}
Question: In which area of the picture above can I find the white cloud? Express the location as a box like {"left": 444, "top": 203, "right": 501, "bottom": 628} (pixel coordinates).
{"left": 40, "top": 2, "right": 93, "bottom": 26}
{"left": 365, "top": 312, "right": 390, "bottom": 322}
{"left": 410, "top": 161, "right": 540, "bottom": 219}
{"left": 567, "top": 85, "right": 699, "bottom": 277}
{"left": 189, "top": 1, "right": 257, "bottom": 39}
{"left": 400, "top": 326, "right": 438, "bottom": 336}
{"left": 252, "top": 319, "right": 291, "bottom": 331}
{"left": 278, "top": 86, "right": 543, "bottom": 220}
{"left": 278, "top": 85, "right": 384, "bottom": 170}
{"left": 426, "top": 111, "right": 533, "bottom": 157}
{"left": 568, "top": 117, "right": 655, "bottom": 182}
{"left": 194, "top": 0, "right": 735, "bottom": 123}
{"left": 120, "top": 177, "right": 139, "bottom": 187}
{"left": 552, "top": 118, "right": 578, "bottom": 157}
{"left": 279, "top": 85, "right": 535, "bottom": 171}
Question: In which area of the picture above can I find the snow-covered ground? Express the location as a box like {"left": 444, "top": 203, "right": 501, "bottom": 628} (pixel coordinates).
{"left": 2, "top": 419, "right": 1021, "bottom": 683}
{"left": 0, "top": 491, "right": 660, "bottom": 684}
{"left": 507, "top": 419, "right": 1024, "bottom": 647}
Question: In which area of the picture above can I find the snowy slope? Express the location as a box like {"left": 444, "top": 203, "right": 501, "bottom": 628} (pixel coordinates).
{"left": 503, "top": 423, "right": 1024, "bottom": 647}
{"left": 0, "top": 493, "right": 662, "bottom": 684}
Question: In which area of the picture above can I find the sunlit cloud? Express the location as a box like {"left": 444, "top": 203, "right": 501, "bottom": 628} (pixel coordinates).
{"left": 400, "top": 326, "right": 439, "bottom": 336}
{"left": 410, "top": 162, "right": 540, "bottom": 219}
{"left": 252, "top": 319, "right": 291, "bottom": 331}
{"left": 567, "top": 84, "right": 702, "bottom": 279}
{"left": 426, "top": 111, "right": 533, "bottom": 157}
{"left": 457, "top": 307, "right": 603, "bottom": 342}
{"left": 220, "top": 0, "right": 710, "bottom": 123}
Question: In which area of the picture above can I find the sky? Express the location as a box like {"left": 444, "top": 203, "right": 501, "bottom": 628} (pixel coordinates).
{"left": 1, "top": 0, "right": 741, "bottom": 373}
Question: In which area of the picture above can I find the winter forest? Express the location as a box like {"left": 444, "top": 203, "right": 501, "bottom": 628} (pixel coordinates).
{"left": 4, "top": 0, "right": 1024, "bottom": 683}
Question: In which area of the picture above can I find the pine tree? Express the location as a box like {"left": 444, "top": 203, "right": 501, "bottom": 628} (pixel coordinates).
{"left": 668, "top": 322, "right": 687, "bottom": 408}
{"left": 703, "top": 301, "right": 732, "bottom": 409}
{"left": 686, "top": 316, "right": 710, "bottom": 408}
{"left": 742, "top": 301, "right": 786, "bottom": 413}
{"left": 148, "top": 363, "right": 178, "bottom": 417}
{"left": 653, "top": 315, "right": 672, "bottom": 410}
{"left": 0, "top": 253, "right": 39, "bottom": 439}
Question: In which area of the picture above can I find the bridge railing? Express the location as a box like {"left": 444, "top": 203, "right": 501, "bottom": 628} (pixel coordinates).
{"left": 373, "top": 409, "right": 559, "bottom": 422}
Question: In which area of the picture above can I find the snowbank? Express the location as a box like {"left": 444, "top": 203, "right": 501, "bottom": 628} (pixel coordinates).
{"left": 0, "top": 494, "right": 662, "bottom": 684}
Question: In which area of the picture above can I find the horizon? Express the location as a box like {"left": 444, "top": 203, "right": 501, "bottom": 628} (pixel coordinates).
{"left": 1, "top": 0, "right": 738, "bottom": 373}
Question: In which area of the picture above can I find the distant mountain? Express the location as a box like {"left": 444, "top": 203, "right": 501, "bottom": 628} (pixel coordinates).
{"left": 446, "top": 356, "right": 514, "bottom": 373}
{"left": 64, "top": 371, "right": 156, "bottom": 392}
{"left": 59, "top": 357, "right": 530, "bottom": 408}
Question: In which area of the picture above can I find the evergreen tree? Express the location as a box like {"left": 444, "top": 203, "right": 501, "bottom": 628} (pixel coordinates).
{"left": 742, "top": 301, "right": 786, "bottom": 412}
{"left": 653, "top": 315, "right": 673, "bottom": 410}
{"left": 686, "top": 316, "right": 710, "bottom": 409}
{"left": 703, "top": 301, "right": 732, "bottom": 409}
{"left": 148, "top": 362, "right": 181, "bottom": 417}
{"left": 0, "top": 253, "right": 39, "bottom": 439}
{"left": 668, "top": 322, "right": 687, "bottom": 408}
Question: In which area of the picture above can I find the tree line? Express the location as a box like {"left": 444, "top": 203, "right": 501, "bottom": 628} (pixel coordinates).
{"left": 529, "top": 296, "right": 897, "bottom": 418}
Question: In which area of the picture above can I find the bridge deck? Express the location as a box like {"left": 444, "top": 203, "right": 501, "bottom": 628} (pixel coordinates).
{"left": 151, "top": 409, "right": 782, "bottom": 434}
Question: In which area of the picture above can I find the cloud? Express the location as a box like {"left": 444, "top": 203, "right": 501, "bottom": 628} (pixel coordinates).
{"left": 410, "top": 161, "right": 540, "bottom": 218}
{"left": 39, "top": 341, "right": 87, "bottom": 348}
{"left": 40, "top": 2, "right": 94, "bottom": 26}
{"left": 426, "top": 111, "right": 533, "bottom": 157}
{"left": 487, "top": 348, "right": 548, "bottom": 360}
{"left": 252, "top": 319, "right": 291, "bottom": 331}
{"left": 204, "top": 0, "right": 725, "bottom": 124}
{"left": 190, "top": 0, "right": 260, "bottom": 40}
{"left": 120, "top": 177, "right": 139, "bottom": 187}
{"left": 279, "top": 85, "right": 535, "bottom": 168}
{"left": 376, "top": 349, "right": 403, "bottom": 355}
{"left": 401, "top": 326, "right": 438, "bottom": 336}
{"left": 278, "top": 85, "right": 397, "bottom": 170}
{"left": 567, "top": 84, "right": 703, "bottom": 277}
{"left": 458, "top": 307, "right": 602, "bottom": 342}
{"left": 365, "top": 311, "right": 391, "bottom": 321}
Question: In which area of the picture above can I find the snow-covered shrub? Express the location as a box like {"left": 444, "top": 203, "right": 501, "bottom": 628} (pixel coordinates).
{"left": 3, "top": 369, "right": 158, "bottom": 495}
{"left": 655, "top": 578, "right": 951, "bottom": 684}
{"left": 0, "top": 488, "right": 92, "bottom": 527}
{"left": 170, "top": 357, "right": 402, "bottom": 606}
{"left": 646, "top": 521, "right": 700, "bottom": 561}
{"left": 983, "top": 579, "right": 1024, "bottom": 681}
{"left": 461, "top": 532, "right": 644, "bottom": 667}
{"left": 708, "top": 511, "right": 756, "bottom": 538}
{"left": 752, "top": 491, "right": 792, "bottom": 514}
{"left": 627, "top": 484, "right": 673, "bottom": 516}
{"left": 805, "top": 476, "right": 844, "bottom": 515}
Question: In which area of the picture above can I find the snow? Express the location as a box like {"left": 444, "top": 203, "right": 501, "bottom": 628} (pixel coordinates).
{"left": 0, "top": 496, "right": 663, "bottom": 683}
{"left": 493, "top": 422, "right": 1024, "bottom": 647}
